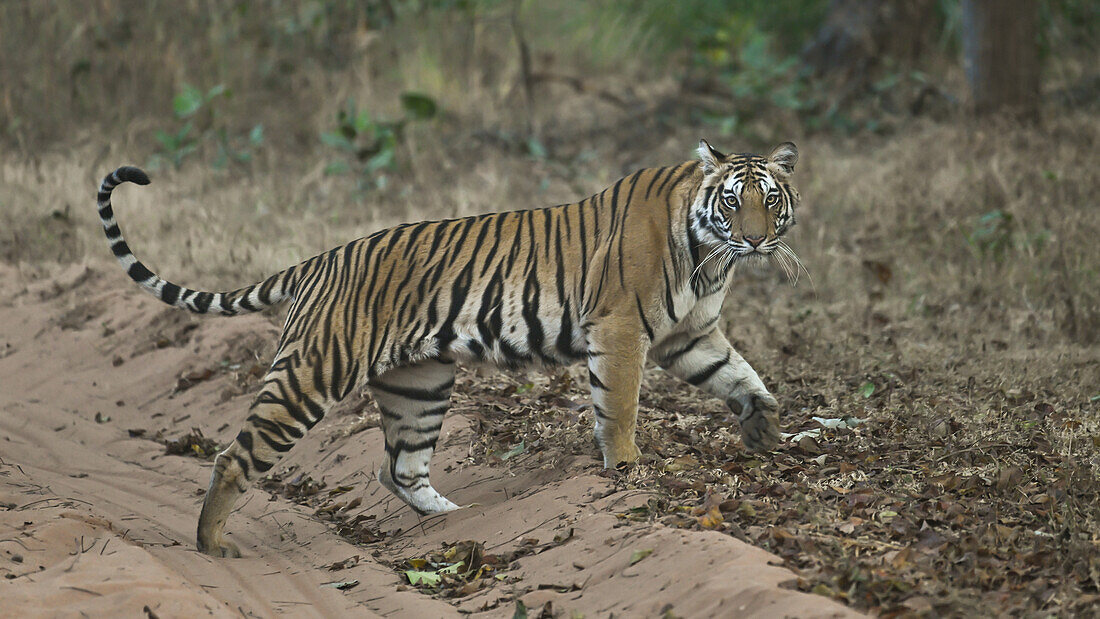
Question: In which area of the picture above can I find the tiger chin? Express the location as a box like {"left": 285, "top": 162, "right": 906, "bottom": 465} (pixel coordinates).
{"left": 95, "top": 139, "right": 800, "bottom": 557}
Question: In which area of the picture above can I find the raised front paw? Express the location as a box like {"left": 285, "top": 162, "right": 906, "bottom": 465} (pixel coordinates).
{"left": 729, "top": 392, "right": 780, "bottom": 452}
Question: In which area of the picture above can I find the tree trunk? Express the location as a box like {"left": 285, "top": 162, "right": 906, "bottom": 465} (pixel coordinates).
{"left": 961, "top": 0, "right": 1040, "bottom": 119}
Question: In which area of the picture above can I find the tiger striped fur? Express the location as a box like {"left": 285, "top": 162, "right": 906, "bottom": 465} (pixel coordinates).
{"left": 95, "top": 140, "right": 800, "bottom": 557}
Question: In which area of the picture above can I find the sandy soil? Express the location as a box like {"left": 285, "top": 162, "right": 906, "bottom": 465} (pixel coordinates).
{"left": 0, "top": 263, "right": 859, "bottom": 618}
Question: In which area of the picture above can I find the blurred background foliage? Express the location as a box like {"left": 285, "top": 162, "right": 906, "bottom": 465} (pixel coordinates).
{"left": 2, "top": 0, "right": 1097, "bottom": 154}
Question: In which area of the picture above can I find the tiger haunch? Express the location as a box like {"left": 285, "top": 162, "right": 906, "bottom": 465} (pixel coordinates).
{"left": 96, "top": 139, "right": 800, "bottom": 558}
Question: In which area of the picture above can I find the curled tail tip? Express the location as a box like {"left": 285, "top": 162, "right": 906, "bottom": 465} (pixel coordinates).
{"left": 114, "top": 166, "right": 151, "bottom": 186}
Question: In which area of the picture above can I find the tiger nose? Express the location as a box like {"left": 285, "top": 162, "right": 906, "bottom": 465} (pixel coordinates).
{"left": 744, "top": 235, "right": 765, "bottom": 247}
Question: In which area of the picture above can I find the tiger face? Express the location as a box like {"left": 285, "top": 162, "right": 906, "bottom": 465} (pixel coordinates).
{"left": 692, "top": 140, "right": 800, "bottom": 263}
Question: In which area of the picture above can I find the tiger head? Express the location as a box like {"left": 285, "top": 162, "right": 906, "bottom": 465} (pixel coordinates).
{"left": 691, "top": 139, "right": 800, "bottom": 267}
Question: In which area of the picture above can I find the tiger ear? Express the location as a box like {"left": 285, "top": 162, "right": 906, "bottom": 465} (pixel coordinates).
{"left": 697, "top": 139, "right": 725, "bottom": 175}
{"left": 767, "top": 142, "right": 798, "bottom": 176}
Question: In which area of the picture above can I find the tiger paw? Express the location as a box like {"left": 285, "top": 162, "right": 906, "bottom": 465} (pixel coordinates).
{"left": 601, "top": 440, "right": 642, "bottom": 469}
{"left": 196, "top": 537, "right": 241, "bottom": 558}
{"left": 730, "top": 392, "right": 781, "bottom": 452}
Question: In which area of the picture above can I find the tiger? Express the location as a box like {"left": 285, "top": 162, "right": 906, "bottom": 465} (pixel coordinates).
{"left": 94, "top": 139, "right": 800, "bottom": 557}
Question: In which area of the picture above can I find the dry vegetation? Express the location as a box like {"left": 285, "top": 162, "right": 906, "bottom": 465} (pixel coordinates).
{"left": 2, "top": 1, "right": 1098, "bottom": 615}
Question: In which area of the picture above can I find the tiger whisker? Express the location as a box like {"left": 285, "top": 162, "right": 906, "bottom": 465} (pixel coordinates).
{"left": 690, "top": 246, "right": 726, "bottom": 284}
{"left": 778, "top": 242, "right": 815, "bottom": 292}
{"left": 773, "top": 244, "right": 796, "bottom": 284}
{"left": 771, "top": 247, "right": 795, "bottom": 283}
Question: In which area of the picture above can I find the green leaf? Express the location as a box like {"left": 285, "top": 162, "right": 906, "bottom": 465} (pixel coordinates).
{"left": 437, "top": 561, "right": 463, "bottom": 574}
{"left": 364, "top": 148, "right": 396, "bottom": 174}
{"left": 501, "top": 441, "right": 526, "bottom": 460}
{"left": 324, "top": 161, "right": 350, "bottom": 176}
{"left": 173, "top": 84, "right": 205, "bottom": 118}
{"left": 400, "top": 92, "right": 438, "bottom": 120}
{"left": 859, "top": 382, "right": 875, "bottom": 398}
{"left": 320, "top": 131, "right": 355, "bottom": 151}
{"left": 176, "top": 121, "right": 193, "bottom": 141}
{"left": 206, "top": 84, "right": 228, "bottom": 100}
{"left": 629, "top": 548, "right": 653, "bottom": 565}
{"left": 154, "top": 129, "right": 176, "bottom": 150}
{"left": 249, "top": 124, "right": 264, "bottom": 145}
{"left": 353, "top": 110, "right": 374, "bottom": 134}
{"left": 512, "top": 600, "right": 528, "bottom": 619}
{"left": 405, "top": 570, "right": 441, "bottom": 586}
{"left": 526, "top": 137, "right": 547, "bottom": 159}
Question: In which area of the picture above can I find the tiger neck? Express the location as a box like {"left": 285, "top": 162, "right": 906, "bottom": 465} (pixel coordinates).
{"left": 679, "top": 178, "right": 734, "bottom": 296}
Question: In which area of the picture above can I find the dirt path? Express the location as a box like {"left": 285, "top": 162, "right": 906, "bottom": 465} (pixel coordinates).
{"left": 0, "top": 264, "right": 857, "bottom": 618}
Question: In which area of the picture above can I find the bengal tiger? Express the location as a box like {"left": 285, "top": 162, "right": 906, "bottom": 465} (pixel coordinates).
{"left": 95, "top": 139, "right": 800, "bottom": 557}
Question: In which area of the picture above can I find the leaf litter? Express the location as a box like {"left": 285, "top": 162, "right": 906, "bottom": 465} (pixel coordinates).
{"left": 452, "top": 361, "right": 1100, "bottom": 616}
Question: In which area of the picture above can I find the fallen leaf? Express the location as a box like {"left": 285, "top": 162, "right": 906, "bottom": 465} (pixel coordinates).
{"left": 629, "top": 548, "right": 653, "bottom": 565}
{"left": 697, "top": 505, "right": 723, "bottom": 529}
{"left": 405, "top": 570, "right": 441, "bottom": 586}
{"left": 664, "top": 455, "right": 699, "bottom": 472}
{"left": 501, "top": 441, "right": 526, "bottom": 460}
{"left": 858, "top": 382, "right": 875, "bottom": 398}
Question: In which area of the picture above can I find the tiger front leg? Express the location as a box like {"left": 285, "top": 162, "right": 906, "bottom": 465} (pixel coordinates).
{"left": 586, "top": 323, "right": 650, "bottom": 468}
{"left": 655, "top": 327, "right": 780, "bottom": 452}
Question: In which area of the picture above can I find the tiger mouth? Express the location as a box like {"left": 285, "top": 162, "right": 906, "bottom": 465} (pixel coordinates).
{"left": 729, "top": 239, "right": 777, "bottom": 257}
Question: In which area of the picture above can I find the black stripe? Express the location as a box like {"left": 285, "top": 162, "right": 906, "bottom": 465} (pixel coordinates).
{"left": 686, "top": 351, "right": 731, "bottom": 386}
{"left": 161, "top": 282, "right": 181, "bottom": 305}
{"left": 645, "top": 167, "right": 670, "bottom": 199}
{"left": 660, "top": 333, "right": 709, "bottom": 367}
{"left": 371, "top": 379, "right": 453, "bottom": 402}
{"left": 247, "top": 413, "right": 304, "bottom": 440}
{"left": 254, "top": 429, "right": 294, "bottom": 453}
{"left": 522, "top": 269, "right": 546, "bottom": 359}
{"left": 236, "top": 293, "right": 257, "bottom": 312}
{"left": 635, "top": 295, "right": 654, "bottom": 340}
{"left": 387, "top": 436, "right": 440, "bottom": 456}
{"left": 193, "top": 292, "right": 214, "bottom": 313}
{"left": 663, "top": 165, "right": 695, "bottom": 196}
{"left": 418, "top": 403, "right": 450, "bottom": 418}
{"left": 128, "top": 262, "right": 153, "bottom": 282}
{"left": 398, "top": 420, "right": 444, "bottom": 435}
{"left": 662, "top": 265, "right": 678, "bottom": 322}
{"left": 377, "top": 404, "right": 402, "bottom": 420}
{"left": 554, "top": 301, "right": 585, "bottom": 361}
{"left": 232, "top": 453, "right": 252, "bottom": 478}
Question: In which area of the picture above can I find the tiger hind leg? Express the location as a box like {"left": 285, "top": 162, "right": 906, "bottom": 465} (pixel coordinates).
{"left": 369, "top": 358, "right": 459, "bottom": 514}
{"left": 197, "top": 352, "right": 338, "bottom": 557}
